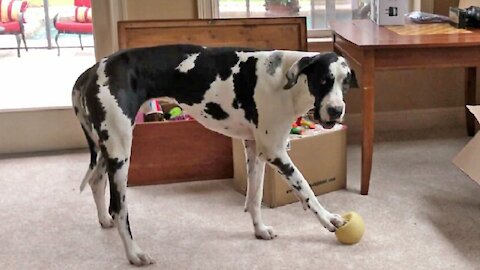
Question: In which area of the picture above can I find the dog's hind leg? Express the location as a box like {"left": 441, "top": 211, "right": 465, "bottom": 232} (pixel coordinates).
{"left": 88, "top": 156, "right": 114, "bottom": 228}
{"left": 79, "top": 126, "right": 114, "bottom": 228}
{"left": 243, "top": 140, "right": 276, "bottom": 240}
{"left": 73, "top": 87, "right": 114, "bottom": 229}
{"left": 99, "top": 126, "right": 154, "bottom": 266}
{"left": 86, "top": 58, "right": 152, "bottom": 266}
{"left": 103, "top": 140, "right": 154, "bottom": 265}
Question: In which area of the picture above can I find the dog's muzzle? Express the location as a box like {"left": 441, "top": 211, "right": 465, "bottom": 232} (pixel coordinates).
{"left": 312, "top": 106, "right": 344, "bottom": 129}
{"left": 327, "top": 106, "right": 343, "bottom": 120}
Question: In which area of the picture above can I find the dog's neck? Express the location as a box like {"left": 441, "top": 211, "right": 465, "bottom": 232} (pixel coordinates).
{"left": 279, "top": 51, "right": 318, "bottom": 118}
{"left": 289, "top": 75, "right": 315, "bottom": 118}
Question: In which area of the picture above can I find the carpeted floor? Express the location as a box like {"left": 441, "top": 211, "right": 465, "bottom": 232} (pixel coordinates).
{"left": 1, "top": 128, "right": 479, "bottom": 270}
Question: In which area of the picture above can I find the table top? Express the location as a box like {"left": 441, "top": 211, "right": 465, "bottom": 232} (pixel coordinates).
{"left": 331, "top": 19, "right": 480, "bottom": 49}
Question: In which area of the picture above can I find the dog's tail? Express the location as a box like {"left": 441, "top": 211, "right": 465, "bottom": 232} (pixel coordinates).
{"left": 79, "top": 166, "right": 94, "bottom": 192}
{"left": 80, "top": 175, "right": 90, "bottom": 192}
{"left": 79, "top": 126, "right": 99, "bottom": 192}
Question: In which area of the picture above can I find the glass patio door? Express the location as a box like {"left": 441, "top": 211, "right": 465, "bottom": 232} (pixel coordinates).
{"left": 0, "top": 0, "right": 93, "bottom": 50}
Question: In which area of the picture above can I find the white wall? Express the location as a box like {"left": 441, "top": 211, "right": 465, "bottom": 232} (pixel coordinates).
{"left": 0, "top": 0, "right": 476, "bottom": 155}
{"left": 0, "top": 108, "right": 86, "bottom": 155}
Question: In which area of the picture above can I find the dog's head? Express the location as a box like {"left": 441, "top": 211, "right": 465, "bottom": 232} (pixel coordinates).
{"left": 284, "top": 52, "right": 358, "bottom": 128}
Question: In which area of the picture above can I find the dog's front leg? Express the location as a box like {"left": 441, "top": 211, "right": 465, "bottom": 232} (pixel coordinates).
{"left": 263, "top": 149, "right": 345, "bottom": 232}
{"left": 243, "top": 140, "right": 277, "bottom": 240}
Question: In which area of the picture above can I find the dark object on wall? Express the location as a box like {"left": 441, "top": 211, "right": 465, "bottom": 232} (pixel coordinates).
{"left": 449, "top": 6, "right": 480, "bottom": 28}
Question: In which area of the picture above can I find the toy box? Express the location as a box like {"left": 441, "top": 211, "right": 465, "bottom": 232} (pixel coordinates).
{"left": 128, "top": 120, "right": 233, "bottom": 186}
{"left": 118, "top": 17, "right": 308, "bottom": 187}
{"left": 232, "top": 126, "right": 347, "bottom": 208}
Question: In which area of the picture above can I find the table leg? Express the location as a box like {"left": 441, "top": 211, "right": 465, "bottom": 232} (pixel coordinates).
{"left": 361, "top": 51, "right": 375, "bottom": 195}
{"left": 465, "top": 67, "right": 477, "bottom": 136}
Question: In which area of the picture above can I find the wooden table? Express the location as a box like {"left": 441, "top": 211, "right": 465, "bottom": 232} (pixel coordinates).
{"left": 331, "top": 20, "right": 480, "bottom": 195}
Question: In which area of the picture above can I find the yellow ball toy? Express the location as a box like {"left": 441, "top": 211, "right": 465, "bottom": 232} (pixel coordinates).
{"left": 334, "top": 212, "right": 365, "bottom": 245}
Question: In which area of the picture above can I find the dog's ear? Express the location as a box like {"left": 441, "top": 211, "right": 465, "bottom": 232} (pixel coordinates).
{"left": 283, "top": 56, "right": 315, "bottom": 90}
{"left": 349, "top": 69, "right": 359, "bottom": 89}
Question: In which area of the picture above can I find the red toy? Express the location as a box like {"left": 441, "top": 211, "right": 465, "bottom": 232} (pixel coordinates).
{"left": 291, "top": 117, "right": 316, "bottom": 134}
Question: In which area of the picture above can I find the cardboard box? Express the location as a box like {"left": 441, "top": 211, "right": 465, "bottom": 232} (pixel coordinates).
{"left": 233, "top": 126, "right": 347, "bottom": 208}
{"left": 370, "top": 0, "right": 408, "bottom": 25}
{"left": 453, "top": 106, "right": 480, "bottom": 185}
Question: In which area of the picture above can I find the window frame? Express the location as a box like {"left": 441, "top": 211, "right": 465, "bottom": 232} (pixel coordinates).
{"left": 198, "top": 0, "right": 343, "bottom": 38}
{"left": 199, "top": 0, "right": 417, "bottom": 38}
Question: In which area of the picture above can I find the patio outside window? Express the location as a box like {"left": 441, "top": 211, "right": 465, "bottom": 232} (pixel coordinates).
{"left": 213, "top": 0, "right": 361, "bottom": 37}
{"left": 0, "top": 0, "right": 95, "bottom": 110}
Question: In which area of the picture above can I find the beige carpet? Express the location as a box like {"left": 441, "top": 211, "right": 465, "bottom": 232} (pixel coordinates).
{"left": 1, "top": 128, "right": 479, "bottom": 269}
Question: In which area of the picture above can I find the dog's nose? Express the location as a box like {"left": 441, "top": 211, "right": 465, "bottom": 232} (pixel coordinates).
{"left": 327, "top": 106, "right": 343, "bottom": 120}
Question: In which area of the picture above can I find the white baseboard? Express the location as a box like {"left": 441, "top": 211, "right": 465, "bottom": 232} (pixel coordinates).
{"left": 0, "top": 107, "right": 86, "bottom": 155}
{"left": 344, "top": 107, "right": 465, "bottom": 135}
{"left": 0, "top": 106, "right": 467, "bottom": 155}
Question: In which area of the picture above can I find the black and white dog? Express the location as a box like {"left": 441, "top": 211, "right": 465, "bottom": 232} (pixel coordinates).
{"left": 72, "top": 44, "right": 358, "bottom": 265}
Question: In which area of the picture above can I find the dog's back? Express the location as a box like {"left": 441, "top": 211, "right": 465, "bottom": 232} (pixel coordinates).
{"left": 104, "top": 44, "right": 260, "bottom": 104}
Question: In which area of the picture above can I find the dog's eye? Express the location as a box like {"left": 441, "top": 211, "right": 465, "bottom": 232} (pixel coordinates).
{"left": 320, "top": 79, "right": 326, "bottom": 85}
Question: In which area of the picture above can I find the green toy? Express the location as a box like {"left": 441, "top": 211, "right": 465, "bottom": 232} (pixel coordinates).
{"left": 290, "top": 126, "right": 304, "bottom": 135}
{"left": 169, "top": 107, "right": 183, "bottom": 118}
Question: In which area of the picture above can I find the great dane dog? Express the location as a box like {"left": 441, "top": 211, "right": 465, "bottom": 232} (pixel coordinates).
{"left": 72, "top": 44, "right": 358, "bottom": 265}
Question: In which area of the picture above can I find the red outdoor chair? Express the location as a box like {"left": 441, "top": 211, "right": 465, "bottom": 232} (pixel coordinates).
{"left": 53, "top": 0, "right": 92, "bottom": 56}
{"left": 0, "top": 0, "right": 28, "bottom": 57}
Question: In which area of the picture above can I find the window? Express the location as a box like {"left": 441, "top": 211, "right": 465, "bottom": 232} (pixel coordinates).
{"left": 210, "top": 0, "right": 360, "bottom": 37}
{"left": 0, "top": 0, "right": 95, "bottom": 110}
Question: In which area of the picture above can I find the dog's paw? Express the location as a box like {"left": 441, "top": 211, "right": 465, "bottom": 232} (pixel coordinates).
{"left": 254, "top": 225, "right": 277, "bottom": 240}
{"left": 319, "top": 213, "right": 345, "bottom": 232}
{"left": 99, "top": 214, "right": 114, "bottom": 229}
{"left": 330, "top": 214, "right": 345, "bottom": 228}
{"left": 127, "top": 250, "right": 155, "bottom": 266}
